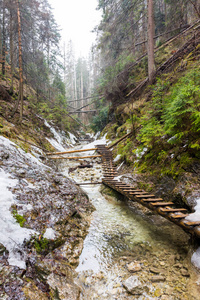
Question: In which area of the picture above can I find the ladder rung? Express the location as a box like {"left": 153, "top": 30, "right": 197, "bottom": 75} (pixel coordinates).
{"left": 142, "top": 198, "right": 164, "bottom": 202}
{"left": 151, "top": 202, "right": 174, "bottom": 206}
{"left": 160, "top": 208, "right": 187, "bottom": 212}
{"left": 170, "top": 213, "right": 189, "bottom": 219}
{"left": 123, "top": 189, "right": 143, "bottom": 192}
{"left": 183, "top": 220, "right": 200, "bottom": 226}
{"left": 135, "top": 194, "right": 155, "bottom": 198}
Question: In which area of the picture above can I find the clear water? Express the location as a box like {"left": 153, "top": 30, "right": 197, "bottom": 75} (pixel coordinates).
{"left": 59, "top": 140, "right": 199, "bottom": 299}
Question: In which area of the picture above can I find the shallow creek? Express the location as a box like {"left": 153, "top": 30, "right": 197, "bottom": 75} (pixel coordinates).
{"left": 58, "top": 140, "right": 200, "bottom": 299}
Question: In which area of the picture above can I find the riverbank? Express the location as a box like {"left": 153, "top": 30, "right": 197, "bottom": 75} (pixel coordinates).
{"left": 0, "top": 134, "right": 93, "bottom": 299}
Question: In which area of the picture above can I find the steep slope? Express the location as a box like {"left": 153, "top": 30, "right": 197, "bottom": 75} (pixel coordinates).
{"left": 102, "top": 22, "right": 200, "bottom": 215}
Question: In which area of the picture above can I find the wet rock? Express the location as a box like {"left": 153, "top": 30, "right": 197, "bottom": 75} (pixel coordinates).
{"left": 16, "top": 168, "right": 26, "bottom": 178}
{"left": 150, "top": 275, "right": 166, "bottom": 282}
{"left": 180, "top": 268, "right": 190, "bottom": 277}
{"left": 123, "top": 276, "right": 148, "bottom": 295}
{"left": 23, "top": 281, "right": 49, "bottom": 300}
{"left": 0, "top": 150, "right": 9, "bottom": 160}
{"left": 127, "top": 261, "right": 142, "bottom": 272}
{"left": 149, "top": 267, "right": 164, "bottom": 274}
{"left": 53, "top": 176, "right": 62, "bottom": 184}
{"left": 47, "top": 272, "right": 80, "bottom": 300}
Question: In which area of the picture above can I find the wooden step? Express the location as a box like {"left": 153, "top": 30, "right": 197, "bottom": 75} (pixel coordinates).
{"left": 183, "top": 220, "right": 200, "bottom": 226}
{"left": 151, "top": 202, "right": 174, "bottom": 206}
{"left": 170, "top": 213, "right": 189, "bottom": 219}
{"left": 160, "top": 208, "right": 188, "bottom": 213}
{"left": 142, "top": 198, "right": 164, "bottom": 202}
{"left": 123, "top": 189, "right": 143, "bottom": 192}
{"left": 135, "top": 194, "right": 155, "bottom": 198}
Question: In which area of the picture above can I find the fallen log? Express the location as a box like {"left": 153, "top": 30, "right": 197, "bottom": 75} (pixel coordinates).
{"left": 107, "top": 131, "right": 133, "bottom": 149}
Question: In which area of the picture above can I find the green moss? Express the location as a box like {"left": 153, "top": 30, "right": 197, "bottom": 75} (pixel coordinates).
{"left": 13, "top": 210, "right": 26, "bottom": 227}
{"left": 34, "top": 237, "right": 49, "bottom": 254}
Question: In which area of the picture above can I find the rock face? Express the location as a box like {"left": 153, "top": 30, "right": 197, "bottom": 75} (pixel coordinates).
{"left": 123, "top": 276, "right": 148, "bottom": 295}
{"left": 0, "top": 136, "right": 93, "bottom": 299}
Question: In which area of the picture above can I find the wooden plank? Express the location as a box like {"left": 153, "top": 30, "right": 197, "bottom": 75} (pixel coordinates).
{"left": 129, "top": 192, "right": 149, "bottom": 195}
{"left": 135, "top": 194, "right": 155, "bottom": 198}
{"left": 170, "top": 213, "right": 189, "bottom": 219}
{"left": 49, "top": 155, "right": 102, "bottom": 159}
{"left": 46, "top": 148, "right": 97, "bottom": 156}
{"left": 151, "top": 202, "right": 174, "bottom": 206}
{"left": 183, "top": 221, "right": 200, "bottom": 226}
{"left": 123, "top": 189, "right": 143, "bottom": 192}
{"left": 142, "top": 198, "right": 164, "bottom": 202}
{"left": 160, "top": 208, "right": 188, "bottom": 212}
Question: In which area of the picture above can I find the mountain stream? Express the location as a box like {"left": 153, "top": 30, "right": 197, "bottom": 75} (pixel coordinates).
{"left": 58, "top": 138, "right": 200, "bottom": 300}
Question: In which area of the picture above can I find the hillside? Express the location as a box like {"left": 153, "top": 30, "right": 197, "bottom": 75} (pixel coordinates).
{"left": 99, "top": 22, "right": 200, "bottom": 216}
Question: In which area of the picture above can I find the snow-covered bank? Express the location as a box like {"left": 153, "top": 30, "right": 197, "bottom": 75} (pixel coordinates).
{"left": 44, "top": 119, "right": 77, "bottom": 151}
{"left": 0, "top": 169, "right": 35, "bottom": 269}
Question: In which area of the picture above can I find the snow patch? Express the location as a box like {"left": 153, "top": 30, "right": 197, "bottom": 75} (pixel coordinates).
{"left": 44, "top": 119, "right": 77, "bottom": 150}
{"left": 117, "top": 161, "right": 124, "bottom": 171}
{"left": 0, "top": 169, "right": 36, "bottom": 269}
{"left": 186, "top": 198, "right": 200, "bottom": 222}
{"left": 43, "top": 228, "right": 57, "bottom": 240}
{"left": 135, "top": 147, "right": 148, "bottom": 159}
{"left": 68, "top": 132, "right": 77, "bottom": 145}
{"left": 114, "top": 154, "right": 121, "bottom": 162}
{"left": 46, "top": 137, "right": 66, "bottom": 152}
{"left": 113, "top": 175, "right": 123, "bottom": 181}
{"left": 191, "top": 247, "right": 200, "bottom": 269}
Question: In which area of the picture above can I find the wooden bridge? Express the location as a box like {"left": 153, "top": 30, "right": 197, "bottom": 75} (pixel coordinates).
{"left": 47, "top": 132, "right": 200, "bottom": 240}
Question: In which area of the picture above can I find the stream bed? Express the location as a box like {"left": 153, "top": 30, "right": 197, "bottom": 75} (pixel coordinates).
{"left": 58, "top": 139, "right": 200, "bottom": 299}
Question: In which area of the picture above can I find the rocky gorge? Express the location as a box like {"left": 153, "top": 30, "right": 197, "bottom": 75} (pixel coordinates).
{"left": 1, "top": 120, "right": 200, "bottom": 299}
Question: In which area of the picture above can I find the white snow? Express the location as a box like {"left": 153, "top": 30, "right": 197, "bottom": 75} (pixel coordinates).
{"left": 44, "top": 119, "right": 77, "bottom": 150}
{"left": 0, "top": 169, "right": 36, "bottom": 269}
{"left": 113, "top": 154, "right": 121, "bottom": 162}
{"left": 113, "top": 175, "right": 123, "bottom": 181}
{"left": 191, "top": 247, "right": 200, "bottom": 269}
{"left": 186, "top": 198, "right": 200, "bottom": 222}
{"left": 0, "top": 136, "right": 47, "bottom": 169}
{"left": 46, "top": 137, "right": 66, "bottom": 152}
{"left": 43, "top": 228, "right": 57, "bottom": 240}
{"left": 94, "top": 131, "right": 100, "bottom": 139}
{"left": 135, "top": 147, "right": 148, "bottom": 158}
{"left": 68, "top": 132, "right": 77, "bottom": 145}
{"left": 117, "top": 161, "right": 124, "bottom": 171}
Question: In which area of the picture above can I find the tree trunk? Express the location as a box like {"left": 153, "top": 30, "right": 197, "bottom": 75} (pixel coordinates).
{"left": 2, "top": 0, "right": 6, "bottom": 76}
{"left": 10, "top": 5, "right": 14, "bottom": 93}
{"left": 147, "top": 0, "right": 155, "bottom": 84}
{"left": 12, "top": 0, "right": 23, "bottom": 122}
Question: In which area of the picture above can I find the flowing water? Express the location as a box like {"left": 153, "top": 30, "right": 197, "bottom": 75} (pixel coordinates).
{"left": 59, "top": 139, "right": 200, "bottom": 299}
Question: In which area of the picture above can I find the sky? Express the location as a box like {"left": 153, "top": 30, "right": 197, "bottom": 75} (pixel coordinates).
{"left": 48, "top": 0, "right": 102, "bottom": 58}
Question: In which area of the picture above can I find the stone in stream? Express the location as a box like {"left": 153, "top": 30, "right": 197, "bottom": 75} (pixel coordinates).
{"left": 123, "top": 276, "right": 148, "bottom": 295}
{"left": 150, "top": 275, "right": 166, "bottom": 282}
{"left": 127, "top": 261, "right": 142, "bottom": 272}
